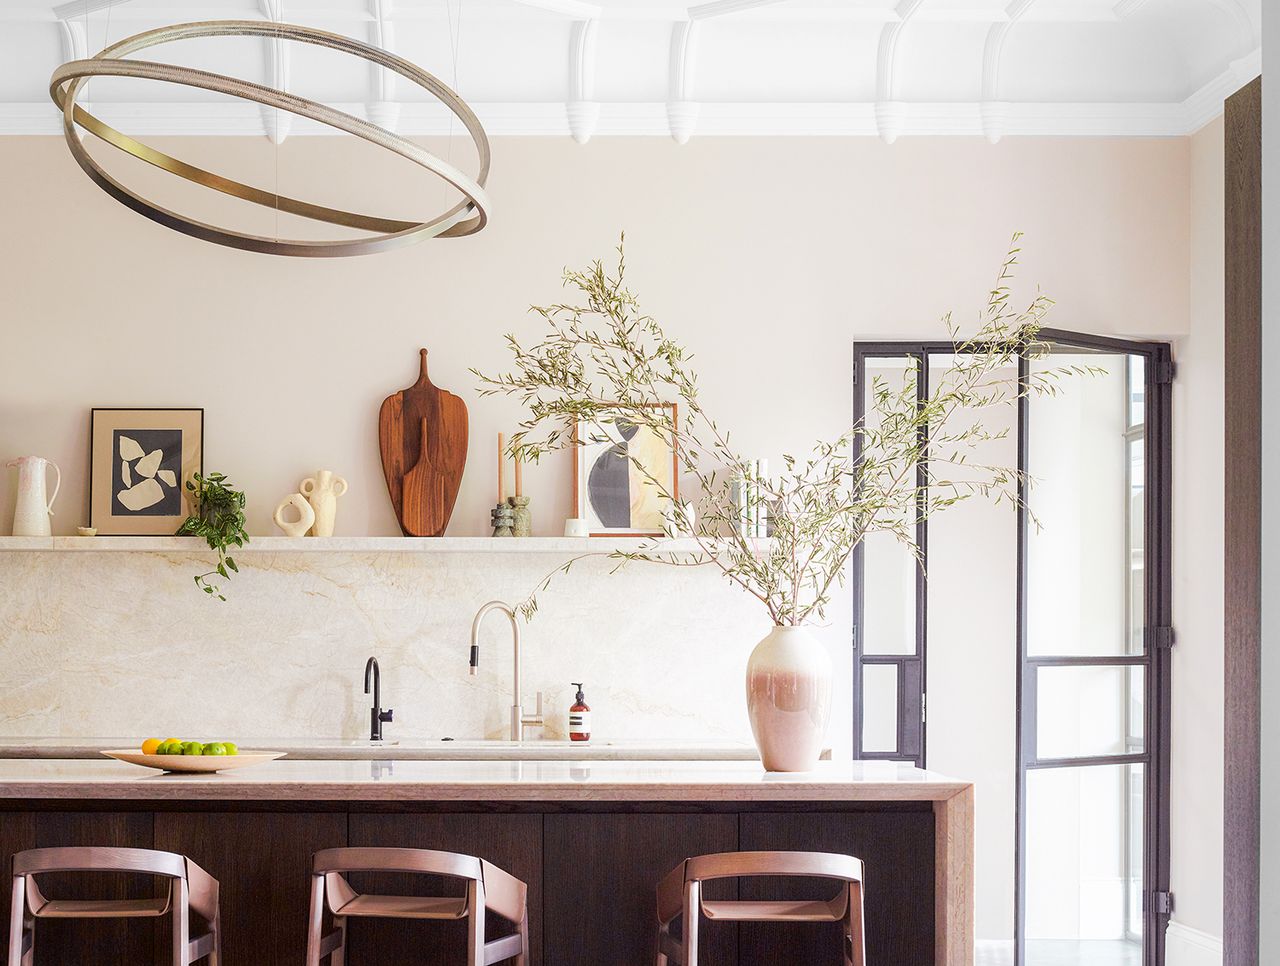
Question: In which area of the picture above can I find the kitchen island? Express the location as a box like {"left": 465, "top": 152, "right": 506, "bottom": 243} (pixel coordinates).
{"left": 0, "top": 758, "right": 973, "bottom": 965}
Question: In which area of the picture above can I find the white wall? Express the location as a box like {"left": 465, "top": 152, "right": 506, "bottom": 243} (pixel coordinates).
{"left": 0, "top": 134, "right": 1192, "bottom": 757}
{"left": 1168, "top": 115, "right": 1227, "bottom": 953}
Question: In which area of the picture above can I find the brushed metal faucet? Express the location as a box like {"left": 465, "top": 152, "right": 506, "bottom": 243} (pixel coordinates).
{"left": 469, "top": 600, "right": 543, "bottom": 741}
{"left": 364, "top": 656, "right": 394, "bottom": 741}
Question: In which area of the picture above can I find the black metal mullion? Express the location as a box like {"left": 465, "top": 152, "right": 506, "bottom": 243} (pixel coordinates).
{"left": 852, "top": 346, "right": 930, "bottom": 768}
{"left": 1015, "top": 351, "right": 1030, "bottom": 966}
{"left": 1026, "top": 655, "right": 1149, "bottom": 668}
{"left": 1027, "top": 752, "right": 1150, "bottom": 771}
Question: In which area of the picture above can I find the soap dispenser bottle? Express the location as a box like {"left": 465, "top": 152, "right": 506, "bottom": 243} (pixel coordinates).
{"left": 568, "top": 683, "right": 591, "bottom": 742}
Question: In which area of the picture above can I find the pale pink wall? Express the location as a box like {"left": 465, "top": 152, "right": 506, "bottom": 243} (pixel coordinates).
{"left": 1168, "top": 116, "right": 1227, "bottom": 949}
{"left": 0, "top": 134, "right": 1190, "bottom": 541}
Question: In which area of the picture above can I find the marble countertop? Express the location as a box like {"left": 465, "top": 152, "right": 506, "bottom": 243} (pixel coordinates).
{"left": 0, "top": 737, "right": 764, "bottom": 762}
{"left": 0, "top": 758, "right": 970, "bottom": 803}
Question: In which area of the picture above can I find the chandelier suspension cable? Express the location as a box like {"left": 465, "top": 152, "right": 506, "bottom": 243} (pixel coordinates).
{"left": 274, "top": 10, "right": 281, "bottom": 242}
{"left": 443, "top": 0, "right": 463, "bottom": 212}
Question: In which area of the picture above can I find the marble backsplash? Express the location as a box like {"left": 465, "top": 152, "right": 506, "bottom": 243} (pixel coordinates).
{"left": 0, "top": 549, "right": 851, "bottom": 748}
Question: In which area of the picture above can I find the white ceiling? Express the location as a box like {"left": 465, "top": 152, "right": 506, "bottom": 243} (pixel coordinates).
{"left": 0, "top": 0, "right": 1261, "bottom": 141}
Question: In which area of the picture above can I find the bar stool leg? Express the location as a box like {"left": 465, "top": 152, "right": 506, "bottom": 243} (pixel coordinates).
{"left": 682, "top": 881, "right": 700, "bottom": 966}
{"left": 465, "top": 880, "right": 486, "bottom": 966}
{"left": 844, "top": 882, "right": 866, "bottom": 966}
{"left": 8, "top": 875, "right": 31, "bottom": 966}
{"left": 515, "top": 907, "right": 529, "bottom": 966}
{"left": 209, "top": 919, "right": 222, "bottom": 966}
{"left": 171, "top": 879, "right": 191, "bottom": 966}
{"left": 330, "top": 916, "right": 346, "bottom": 966}
{"left": 304, "top": 874, "right": 325, "bottom": 966}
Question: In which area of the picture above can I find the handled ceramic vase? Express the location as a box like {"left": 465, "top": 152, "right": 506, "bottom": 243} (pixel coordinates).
{"left": 7, "top": 456, "right": 60, "bottom": 537}
{"left": 300, "top": 470, "right": 348, "bottom": 537}
{"left": 745, "top": 625, "right": 832, "bottom": 772}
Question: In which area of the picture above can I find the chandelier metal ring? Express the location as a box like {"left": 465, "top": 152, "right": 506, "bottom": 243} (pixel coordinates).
{"left": 49, "top": 21, "right": 492, "bottom": 257}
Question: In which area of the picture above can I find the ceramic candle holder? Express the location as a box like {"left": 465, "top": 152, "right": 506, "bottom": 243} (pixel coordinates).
{"left": 491, "top": 503, "right": 514, "bottom": 537}
{"left": 509, "top": 496, "right": 531, "bottom": 537}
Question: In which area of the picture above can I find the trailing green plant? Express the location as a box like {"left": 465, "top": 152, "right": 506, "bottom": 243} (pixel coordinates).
{"left": 176, "top": 471, "right": 248, "bottom": 601}
{"left": 477, "top": 233, "right": 1092, "bottom": 625}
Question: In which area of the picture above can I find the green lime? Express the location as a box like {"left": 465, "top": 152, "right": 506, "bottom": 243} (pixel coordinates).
{"left": 181, "top": 741, "right": 204, "bottom": 756}
{"left": 202, "top": 743, "right": 227, "bottom": 756}
{"left": 159, "top": 741, "right": 183, "bottom": 755}
{"left": 221, "top": 742, "right": 238, "bottom": 756}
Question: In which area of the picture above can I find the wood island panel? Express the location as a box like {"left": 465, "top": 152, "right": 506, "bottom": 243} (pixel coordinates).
{"left": 544, "top": 812, "right": 739, "bottom": 966}
{"left": 347, "top": 812, "right": 544, "bottom": 966}
{"left": 16, "top": 811, "right": 157, "bottom": 965}
{"left": 0, "top": 760, "right": 975, "bottom": 965}
{"left": 152, "top": 811, "right": 347, "bottom": 966}
{"left": 739, "top": 807, "right": 936, "bottom": 966}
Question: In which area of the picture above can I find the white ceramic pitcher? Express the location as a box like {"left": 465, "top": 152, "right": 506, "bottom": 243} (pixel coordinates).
{"left": 7, "top": 456, "right": 60, "bottom": 537}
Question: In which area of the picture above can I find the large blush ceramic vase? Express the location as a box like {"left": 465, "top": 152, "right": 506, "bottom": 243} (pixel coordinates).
{"left": 745, "top": 625, "right": 832, "bottom": 772}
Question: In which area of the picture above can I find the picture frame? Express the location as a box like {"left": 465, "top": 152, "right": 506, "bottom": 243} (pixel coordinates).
{"left": 573, "top": 403, "right": 679, "bottom": 537}
{"left": 89, "top": 408, "right": 204, "bottom": 535}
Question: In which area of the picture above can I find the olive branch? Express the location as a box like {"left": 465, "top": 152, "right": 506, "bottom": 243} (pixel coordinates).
{"left": 475, "top": 233, "right": 1090, "bottom": 625}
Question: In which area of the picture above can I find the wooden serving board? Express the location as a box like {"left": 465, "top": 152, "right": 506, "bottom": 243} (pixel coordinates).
{"left": 379, "top": 349, "right": 469, "bottom": 537}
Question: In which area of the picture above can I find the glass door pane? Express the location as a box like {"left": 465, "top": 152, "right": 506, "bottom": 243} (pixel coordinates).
{"left": 854, "top": 354, "right": 925, "bottom": 762}
{"left": 1025, "top": 765, "right": 1144, "bottom": 966}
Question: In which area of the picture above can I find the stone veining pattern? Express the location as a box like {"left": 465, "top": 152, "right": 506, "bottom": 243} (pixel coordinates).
{"left": 0, "top": 550, "right": 779, "bottom": 744}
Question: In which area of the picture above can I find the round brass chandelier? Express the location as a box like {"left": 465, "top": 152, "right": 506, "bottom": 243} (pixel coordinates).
{"left": 49, "top": 21, "right": 491, "bottom": 257}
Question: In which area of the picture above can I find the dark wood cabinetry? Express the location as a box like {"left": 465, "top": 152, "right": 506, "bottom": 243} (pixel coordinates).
{"left": 0, "top": 802, "right": 939, "bottom": 965}
{"left": 153, "top": 812, "right": 346, "bottom": 966}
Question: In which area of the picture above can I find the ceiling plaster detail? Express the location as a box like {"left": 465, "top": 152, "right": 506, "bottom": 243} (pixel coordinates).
{"left": 15, "top": 0, "right": 1261, "bottom": 140}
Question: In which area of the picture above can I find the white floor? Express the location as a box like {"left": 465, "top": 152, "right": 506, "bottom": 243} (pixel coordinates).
{"left": 976, "top": 940, "right": 1143, "bottom": 966}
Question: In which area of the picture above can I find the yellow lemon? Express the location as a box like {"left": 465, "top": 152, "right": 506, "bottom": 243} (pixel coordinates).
{"left": 141, "top": 738, "right": 163, "bottom": 756}
{"left": 164, "top": 737, "right": 181, "bottom": 746}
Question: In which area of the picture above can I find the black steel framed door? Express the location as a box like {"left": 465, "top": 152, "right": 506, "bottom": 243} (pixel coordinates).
{"left": 1015, "top": 330, "right": 1172, "bottom": 966}
{"left": 852, "top": 331, "right": 1172, "bottom": 966}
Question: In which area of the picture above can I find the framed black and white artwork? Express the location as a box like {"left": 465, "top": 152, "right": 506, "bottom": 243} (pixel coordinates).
{"left": 90, "top": 408, "right": 203, "bottom": 535}
{"left": 573, "top": 404, "right": 678, "bottom": 537}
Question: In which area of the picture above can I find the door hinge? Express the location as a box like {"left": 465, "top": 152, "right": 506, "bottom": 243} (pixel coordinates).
{"left": 1152, "top": 891, "right": 1174, "bottom": 916}
{"left": 1149, "top": 625, "right": 1176, "bottom": 650}
{"left": 852, "top": 624, "right": 859, "bottom": 652}
{"left": 921, "top": 692, "right": 927, "bottom": 724}
{"left": 1155, "top": 356, "right": 1175, "bottom": 385}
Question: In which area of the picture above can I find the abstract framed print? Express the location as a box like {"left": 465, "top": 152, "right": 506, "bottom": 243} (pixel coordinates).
{"left": 90, "top": 408, "right": 203, "bottom": 535}
{"left": 573, "top": 404, "right": 678, "bottom": 537}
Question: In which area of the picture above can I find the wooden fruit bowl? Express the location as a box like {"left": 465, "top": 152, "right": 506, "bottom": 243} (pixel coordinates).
{"left": 101, "top": 750, "right": 286, "bottom": 774}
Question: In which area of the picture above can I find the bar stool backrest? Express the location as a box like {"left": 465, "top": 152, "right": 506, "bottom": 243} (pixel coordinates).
{"left": 13, "top": 847, "right": 188, "bottom": 880}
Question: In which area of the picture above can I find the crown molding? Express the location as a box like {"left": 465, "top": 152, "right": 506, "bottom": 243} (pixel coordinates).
{"left": 0, "top": 97, "right": 1224, "bottom": 139}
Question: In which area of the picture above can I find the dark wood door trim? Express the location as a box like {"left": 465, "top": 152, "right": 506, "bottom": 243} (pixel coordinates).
{"left": 1224, "top": 75, "right": 1262, "bottom": 966}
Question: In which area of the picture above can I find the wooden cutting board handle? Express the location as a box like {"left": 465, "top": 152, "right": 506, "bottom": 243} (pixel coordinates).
{"left": 378, "top": 349, "right": 469, "bottom": 537}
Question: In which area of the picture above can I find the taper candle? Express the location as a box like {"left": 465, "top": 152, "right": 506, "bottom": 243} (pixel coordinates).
{"left": 497, "top": 432, "right": 506, "bottom": 504}
{"left": 514, "top": 447, "right": 523, "bottom": 497}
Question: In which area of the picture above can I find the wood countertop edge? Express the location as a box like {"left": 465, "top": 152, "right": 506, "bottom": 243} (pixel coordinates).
{"left": 0, "top": 780, "right": 974, "bottom": 803}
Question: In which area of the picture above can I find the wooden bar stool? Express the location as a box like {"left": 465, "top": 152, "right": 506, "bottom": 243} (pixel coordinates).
{"left": 654, "top": 850, "right": 866, "bottom": 966}
{"left": 7, "top": 846, "right": 221, "bottom": 966}
{"left": 305, "top": 847, "right": 529, "bottom": 966}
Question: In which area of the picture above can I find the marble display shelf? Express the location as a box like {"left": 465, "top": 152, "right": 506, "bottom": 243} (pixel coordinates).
{"left": 0, "top": 737, "right": 769, "bottom": 762}
{"left": 0, "top": 536, "right": 744, "bottom": 554}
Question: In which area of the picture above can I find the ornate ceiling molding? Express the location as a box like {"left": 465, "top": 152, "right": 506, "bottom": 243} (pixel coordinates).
{"left": 9, "top": 0, "right": 1257, "bottom": 142}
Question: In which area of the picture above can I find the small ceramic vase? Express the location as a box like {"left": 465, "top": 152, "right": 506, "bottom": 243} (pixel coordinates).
{"left": 491, "top": 503, "right": 514, "bottom": 537}
{"left": 509, "top": 496, "right": 532, "bottom": 537}
{"left": 745, "top": 625, "right": 832, "bottom": 772}
{"left": 564, "top": 518, "right": 589, "bottom": 538}
{"left": 300, "top": 470, "right": 348, "bottom": 537}
{"left": 662, "top": 501, "right": 697, "bottom": 537}
{"left": 273, "top": 493, "right": 317, "bottom": 537}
